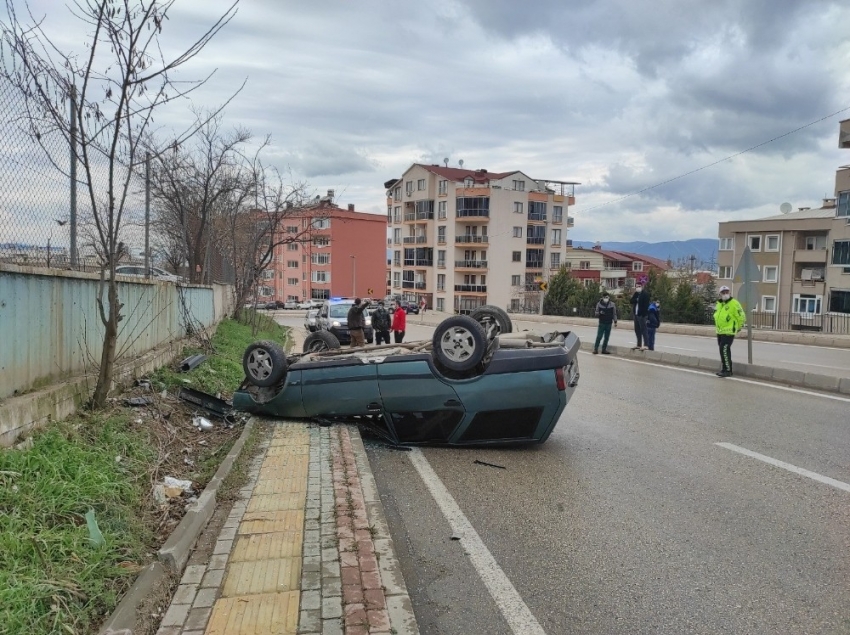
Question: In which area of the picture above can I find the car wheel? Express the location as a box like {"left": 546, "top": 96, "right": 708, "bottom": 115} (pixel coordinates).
{"left": 469, "top": 305, "right": 513, "bottom": 338}
{"left": 303, "top": 331, "right": 341, "bottom": 353}
{"left": 432, "top": 315, "right": 487, "bottom": 372}
{"left": 243, "top": 340, "right": 288, "bottom": 387}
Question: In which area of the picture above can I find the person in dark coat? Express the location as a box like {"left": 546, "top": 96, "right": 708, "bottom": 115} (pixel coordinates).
{"left": 347, "top": 297, "right": 369, "bottom": 347}
{"left": 646, "top": 299, "right": 661, "bottom": 351}
{"left": 372, "top": 300, "right": 391, "bottom": 345}
{"left": 629, "top": 283, "right": 650, "bottom": 350}
{"left": 593, "top": 292, "right": 618, "bottom": 354}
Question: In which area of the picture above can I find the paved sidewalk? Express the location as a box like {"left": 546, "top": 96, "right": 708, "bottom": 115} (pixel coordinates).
{"left": 155, "top": 421, "right": 418, "bottom": 635}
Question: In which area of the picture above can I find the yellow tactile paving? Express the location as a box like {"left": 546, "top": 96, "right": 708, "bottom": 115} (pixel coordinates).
{"left": 266, "top": 441, "right": 310, "bottom": 453}
{"left": 260, "top": 454, "right": 310, "bottom": 469}
{"left": 222, "top": 558, "right": 301, "bottom": 596}
{"left": 247, "top": 492, "right": 306, "bottom": 513}
{"left": 239, "top": 510, "right": 305, "bottom": 534}
{"left": 257, "top": 460, "right": 309, "bottom": 477}
{"left": 252, "top": 478, "right": 309, "bottom": 497}
{"left": 231, "top": 531, "right": 305, "bottom": 562}
{"left": 205, "top": 591, "right": 300, "bottom": 634}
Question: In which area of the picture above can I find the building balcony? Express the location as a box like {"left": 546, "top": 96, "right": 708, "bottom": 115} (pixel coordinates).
{"left": 793, "top": 248, "right": 827, "bottom": 263}
{"left": 526, "top": 260, "right": 544, "bottom": 269}
{"left": 549, "top": 263, "right": 561, "bottom": 270}
{"left": 404, "top": 259, "right": 433, "bottom": 267}
{"left": 526, "top": 237, "right": 545, "bottom": 245}
{"left": 601, "top": 268, "right": 628, "bottom": 277}
{"left": 404, "top": 212, "right": 434, "bottom": 222}
{"left": 455, "top": 260, "right": 488, "bottom": 269}
{"left": 456, "top": 210, "right": 490, "bottom": 220}
{"left": 528, "top": 213, "right": 547, "bottom": 222}
{"left": 552, "top": 215, "right": 563, "bottom": 224}
{"left": 403, "top": 236, "right": 429, "bottom": 244}
{"left": 402, "top": 281, "right": 427, "bottom": 290}
{"left": 455, "top": 284, "right": 487, "bottom": 293}
{"left": 437, "top": 238, "right": 446, "bottom": 245}
{"left": 455, "top": 235, "right": 488, "bottom": 244}
{"left": 792, "top": 279, "right": 825, "bottom": 295}
{"left": 437, "top": 261, "right": 446, "bottom": 268}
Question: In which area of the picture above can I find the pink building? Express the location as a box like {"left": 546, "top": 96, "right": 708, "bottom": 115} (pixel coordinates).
{"left": 258, "top": 198, "right": 386, "bottom": 302}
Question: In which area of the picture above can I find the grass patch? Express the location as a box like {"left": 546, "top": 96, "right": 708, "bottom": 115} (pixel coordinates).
{"left": 151, "top": 312, "right": 287, "bottom": 397}
{"left": 0, "top": 312, "right": 287, "bottom": 635}
{"left": 0, "top": 414, "right": 158, "bottom": 635}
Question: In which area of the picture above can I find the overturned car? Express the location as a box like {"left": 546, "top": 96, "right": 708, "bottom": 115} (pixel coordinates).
{"left": 232, "top": 306, "right": 580, "bottom": 446}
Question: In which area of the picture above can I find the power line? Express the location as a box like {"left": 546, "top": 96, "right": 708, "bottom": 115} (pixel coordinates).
{"left": 580, "top": 104, "right": 850, "bottom": 213}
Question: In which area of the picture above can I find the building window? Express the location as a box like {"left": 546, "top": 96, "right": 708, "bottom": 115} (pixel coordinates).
{"left": 287, "top": 260, "right": 298, "bottom": 268}
{"left": 438, "top": 201, "right": 447, "bottom": 219}
{"left": 551, "top": 229, "right": 561, "bottom": 245}
{"left": 512, "top": 226, "right": 522, "bottom": 238}
{"left": 287, "top": 277, "right": 298, "bottom": 285}
{"left": 748, "top": 235, "right": 761, "bottom": 251}
{"left": 514, "top": 202, "right": 523, "bottom": 214}
{"left": 511, "top": 275, "right": 521, "bottom": 286}
{"left": 259, "top": 286, "right": 273, "bottom": 296}
{"left": 406, "top": 180, "right": 413, "bottom": 195}
{"left": 393, "top": 228, "right": 401, "bottom": 244}
{"left": 438, "top": 250, "right": 446, "bottom": 267}
{"left": 286, "top": 225, "right": 298, "bottom": 234}
{"left": 765, "top": 235, "right": 780, "bottom": 251}
{"left": 438, "top": 180, "right": 447, "bottom": 195}
{"left": 719, "top": 237, "right": 733, "bottom": 250}
{"left": 718, "top": 266, "right": 732, "bottom": 279}
{"left": 392, "top": 272, "right": 401, "bottom": 288}
{"left": 393, "top": 250, "right": 401, "bottom": 266}
{"left": 832, "top": 240, "right": 850, "bottom": 265}
{"left": 762, "top": 296, "right": 776, "bottom": 312}
{"left": 528, "top": 201, "right": 546, "bottom": 221}
{"left": 793, "top": 294, "right": 821, "bottom": 314}
{"left": 805, "top": 235, "right": 826, "bottom": 250}
{"left": 437, "top": 274, "right": 445, "bottom": 291}
{"left": 394, "top": 186, "right": 401, "bottom": 201}
{"left": 838, "top": 191, "right": 850, "bottom": 218}
{"left": 464, "top": 177, "right": 473, "bottom": 187}
{"left": 829, "top": 289, "right": 850, "bottom": 313}
{"left": 580, "top": 261, "right": 590, "bottom": 270}
{"left": 512, "top": 180, "right": 525, "bottom": 191}
{"left": 311, "top": 271, "right": 330, "bottom": 283}
{"left": 438, "top": 226, "right": 446, "bottom": 243}
{"left": 763, "top": 265, "right": 778, "bottom": 282}
{"left": 311, "top": 253, "right": 330, "bottom": 265}
{"left": 632, "top": 261, "right": 643, "bottom": 272}
{"left": 552, "top": 206, "right": 563, "bottom": 223}
{"left": 313, "top": 236, "right": 330, "bottom": 247}
{"left": 551, "top": 253, "right": 561, "bottom": 268}
{"left": 510, "top": 299, "right": 520, "bottom": 311}
{"left": 287, "top": 242, "right": 299, "bottom": 251}
{"left": 512, "top": 251, "right": 521, "bottom": 262}
{"left": 417, "top": 178, "right": 426, "bottom": 191}
{"left": 437, "top": 298, "right": 445, "bottom": 312}
{"left": 261, "top": 270, "right": 274, "bottom": 279}
{"left": 311, "top": 218, "right": 330, "bottom": 229}
{"left": 394, "top": 206, "right": 401, "bottom": 223}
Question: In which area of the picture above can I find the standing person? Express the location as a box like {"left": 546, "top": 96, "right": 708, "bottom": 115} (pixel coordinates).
{"left": 646, "top": 299, "right": 661, "bottom": 351}
{"left": 713, "top": 285, "right": 745, "bottom": 377}
{"left": 592, "top": 292, "right": 618, "bottom": 354}
{"left": 629, "top": 282, "right": 650, "bottom": 350}
{"left": 391, "top": 299, "right": 406, "bottom": 343}
{"left": 419, "top": 297, "right": 427, "bottom": 315}
{"left": 372, "top": 300, "right": 391, "bottom": 345}
{"left": 346, "top": 297, "right": 369, "bottom": 348}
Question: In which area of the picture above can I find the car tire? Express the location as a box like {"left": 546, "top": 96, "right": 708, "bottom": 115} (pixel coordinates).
{"left": 432, "top": 315, "right": 487, "bottom": 372}
{"left": 469, "top": 305, "right": 513, "bottom": 337}
{"left": 243, "top": 340, "right": 288, "bottom": 387}
{"left": 303, "top": 331, "right": 341, "bottom": 353}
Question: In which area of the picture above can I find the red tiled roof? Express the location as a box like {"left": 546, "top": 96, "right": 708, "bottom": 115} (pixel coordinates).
{"left": 614, "top": 251, "right": 670, "bottom": 270}
{"left": 415, "top": 164, "right": 518, "bottom": 183}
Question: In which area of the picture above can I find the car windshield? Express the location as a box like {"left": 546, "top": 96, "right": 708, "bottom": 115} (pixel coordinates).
{"left": 329, "top": 305, "right": 369, "bottom": 319}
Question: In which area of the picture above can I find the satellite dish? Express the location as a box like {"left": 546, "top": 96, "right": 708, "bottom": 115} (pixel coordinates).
{"left": 780, "top": 202, "right": 792, "bottom": 214}
{"left": 458, "top": 159, "right": 464, "bottom": 168}
{"left": 443, "top": 157, "right": 449, "bottom": 167}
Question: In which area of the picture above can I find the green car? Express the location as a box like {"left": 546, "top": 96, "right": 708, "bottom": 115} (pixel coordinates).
{"left": 233, "top": 306, "right": 580, "bottom": 445}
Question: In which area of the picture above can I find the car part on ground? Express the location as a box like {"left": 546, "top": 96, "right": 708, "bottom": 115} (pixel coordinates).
{"left": 178, "top": 353, "right": 208, "bottom": 372}
{"left": 469, "top": 305, "right": 513, "bottom": 338}
{"left": 432, "top": 315, "right": 487, "bottom": 372}
{"left": 242, "top": 340, "right": 288, "bottom": 387}
{"left": 303, "top": 331, "right": 342, "bottom": 352}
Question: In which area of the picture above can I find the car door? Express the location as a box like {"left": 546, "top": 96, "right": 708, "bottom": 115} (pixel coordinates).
{"left": 299, "top": 359, "right": 382, "bottom": 417}
{"left": 376, "top": 355, "right": 465, "bottom": 443}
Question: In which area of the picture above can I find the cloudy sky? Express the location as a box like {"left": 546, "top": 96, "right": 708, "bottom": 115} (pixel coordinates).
{"left": 6, "top": 0, "right": 850, "bottom": 243}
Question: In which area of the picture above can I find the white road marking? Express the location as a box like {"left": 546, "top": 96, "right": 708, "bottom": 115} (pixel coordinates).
{"left": 408, "top": 449, "right": 547, "bottom": 635}
{"left": 779, "top": 360, "right": 850, "bottom": 371}
{"left": 715, "top": 443, "right": 850, "bottom": 494}
{"left": 659, "top": 345, "right": 700, "bottom": 352}
{"left": 580, "top": 351, "right": 850, "bottom": 403}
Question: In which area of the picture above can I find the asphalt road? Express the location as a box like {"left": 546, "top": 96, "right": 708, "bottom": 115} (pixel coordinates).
{"left": 271, "top": 312, "right": 850, "bottom": 634}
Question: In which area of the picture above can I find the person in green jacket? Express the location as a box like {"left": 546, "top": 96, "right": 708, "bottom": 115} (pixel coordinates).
{"left": 713, "top": 285, "right": 745, "bottom": 377}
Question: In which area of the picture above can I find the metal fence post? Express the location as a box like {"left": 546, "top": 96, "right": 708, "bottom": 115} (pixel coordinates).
{"left": 69, "top": 85, "right": 78, "bottom": 267}
{"left": 144, "top": 151, "right": 150, "bottom": 276}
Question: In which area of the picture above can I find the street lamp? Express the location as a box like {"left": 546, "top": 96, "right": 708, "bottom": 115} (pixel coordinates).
{"left": 350, "top": 255, "right": 356, "bottom": 296}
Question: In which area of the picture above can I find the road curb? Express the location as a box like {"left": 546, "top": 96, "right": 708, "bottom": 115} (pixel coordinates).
{"left": 579, "top": 341, "right": 850, "bottom": 395}
{"left": 98, "top": 417, "right": 256, "bottom": 635}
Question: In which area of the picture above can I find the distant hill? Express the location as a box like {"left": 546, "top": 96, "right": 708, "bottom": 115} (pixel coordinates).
{"left": 571, "top": 239, "right": 718, "bottom": 267}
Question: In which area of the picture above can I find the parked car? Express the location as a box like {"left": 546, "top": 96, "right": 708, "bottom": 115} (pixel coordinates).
{"left": 233, "top": 306, "right": 581, "bottom": 446}
{"left": 314, "top": 298, "right": 374, "bottom": 345}
{"left": 264, "top": 301, "right": 278, "bottom": 310}
{"left": 114, "top": 264, "right": 182, "bottom": 282}
{"left": 303, "top": 309, "right": 319, "bottom": 332}
{"left": 283, "top": 300, "right": 299, "bottom": 310}
{"left": 389, "top": 301, "right": 418, "bottom": 315}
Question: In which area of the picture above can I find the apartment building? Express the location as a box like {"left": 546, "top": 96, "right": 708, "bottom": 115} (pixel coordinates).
{"left": 384, "top": 164, "right": 577, "bottom": 313}
{"left": 258, "top": 195, "right": 386, "bottom": 303}
{"left": 564, "top": 245, "right": 669, "bottom": 292}
{"left": 716, "top": 118, "right": 850, "bottom": 327}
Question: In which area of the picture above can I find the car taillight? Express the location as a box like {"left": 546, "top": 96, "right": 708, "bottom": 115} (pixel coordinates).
{"left": 555, "top": 367, "right": 566, "bottom": 391}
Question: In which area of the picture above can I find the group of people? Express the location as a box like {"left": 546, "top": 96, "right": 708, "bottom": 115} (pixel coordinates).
{"left": 347, "top": 298, "right": 407, "bottom": 347}
{"left": 592, "top": 283, "right": 745, "bottom": 378}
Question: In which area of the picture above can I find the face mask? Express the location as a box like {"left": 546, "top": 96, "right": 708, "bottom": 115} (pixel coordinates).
{"left": 602, "top": 297, "right": 609, "bottom": 303}
{"left": 720, "top": 293, "right": 730, "bottom": 301}
{"left": 635, "top": 287, "right": 642, "bottom": 293}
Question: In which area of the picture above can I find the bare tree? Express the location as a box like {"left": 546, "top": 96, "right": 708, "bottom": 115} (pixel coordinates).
{"left": 0, "top": 0, "right": 239, "bottom": 408}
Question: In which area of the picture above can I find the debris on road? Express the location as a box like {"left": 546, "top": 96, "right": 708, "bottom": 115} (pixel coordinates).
{"left": 178, "top": 353, "right": 208, "bottom": 372}
{"left": 124, "top": 396, "right": 153, "bottom": 407}
{"left": 192, "top": 416, "right": 214, "bottom": 432}
{"left": 474, "top": 459, "right": 506, "bottom": 470}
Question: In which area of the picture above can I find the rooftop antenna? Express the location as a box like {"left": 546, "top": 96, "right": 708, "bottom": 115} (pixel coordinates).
{"left": 458, "top": 159, "right": 464, "bottom": 168}
{"left": 443, "top": 157, "right": 449, "bottom": 167}
{"left": 780, "top": 202, "right": 792, "bottom": 214}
